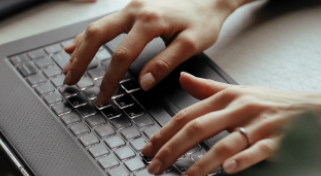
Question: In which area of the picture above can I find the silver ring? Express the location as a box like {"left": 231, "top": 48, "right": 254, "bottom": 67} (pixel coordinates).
{"left": 235, "top": 127, "right": 251, "bottom": 147}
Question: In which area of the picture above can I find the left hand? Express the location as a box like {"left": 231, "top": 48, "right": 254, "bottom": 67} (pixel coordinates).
{"left": 141, "top": 72, "right": 321, "bottom": 175}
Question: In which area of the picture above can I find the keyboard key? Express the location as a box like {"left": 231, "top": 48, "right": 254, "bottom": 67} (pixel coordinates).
{"left": 174, "top": 157, "right": 194, "bottom": 172}
{"left": 88, "top": 144, "right": 109, "bottom": 158}
{"left": 120, "top": 127, "right": 141, "bottom": 141}
{"left": 98, "top": 155, "right": 119, "bottom": 169}
{"left": 101, "top": 59, "right": 111, "bottom": 70}
{"left": 94, "top": 78, "right": 103, "bottom": 86}
{"left": 109, "top": 114, "right": 131, "bottom": 130}
{"left": 34, "top": 56, "right": 54, "bottom": 69}
{"left": 123, "top": 104, "right": 144, "bottom": 119}
{"left": 60, "top": 112, "right": 81, "bottom": 125}
{"left": 132, "top": 114, "right": 154, "bottom": 128}
{"left": 95, "top": 49, "right": 111, "bottom": 61}
{"left": 26, "top": 73, "right": 46, "bottom": 86}
{"left": 67, "top": 93, "right": 88, "bottom": 108}
{"left": 43, "top": 65, "right": 61, "bottom": 78}
{"left": 107, "top": 166, "right": 129, "bottom": 176}
{"left": 143, "top": 125, "right": 161, "bottom": 139}
{"left": 51, "top": 75, "right": 65, "bottom": 88}
{"left": 76, "top": 103, "right": 97, "bottom": 118}
{"left": 120, "top": 72, "right": 131, "bottom": 83}
{"left": 114, "top": 94, "right": 135, "bottom": 109}
{"left": 77, "top": 77, "right": 94, "bottom": 90}
{"left": 112, "top": 86, "right": 126, "bottom": 99}
{"left": 134, "top": 169, "right": 152, "bottom": 176}
{"left": 35, "top": 82, "right": 55, "bottom": 95}
{"left": 101, "top": 105, "right": 122, "bottom": 119}
{"left": 58, "top": 85, "right": 79, "bottom": 98}
{"left": 162, "top": 169, "right": 180, "bottom": 176}
{"left": 79, "top": 133, "right": 99, "bottom": 147}
{"left": 124, "top": 158, "right": 146, "bottom": 172}
{"left": 114, "top": 146, "right": 135, "bottom": 160}
{"left": 88, "top": 67, "right": 105, "bottom": 80}
{"left": 43, "top": 92, "right": 63, "bottom": 106}
{"left": 27, "top": 48, "right": 46, "bottom": 60}
{"left": 104, "top": 136, "right": 125, "bottom": 149}
{"left": 69, "top": 123, "right": 90, "bottom": 136}
{"left": 10, "top": 53, "right": 29, "bottom": 65}
{"left": 83, "top": 86, "right": 99, "bottom": 100}
{"left": 187, "top": 145, "right": 202, "bottom": 154}
{"left": 95, "top": 124, "right": 116, "bottom": 138}
{"left": 45, "top": 43, "right": 62, "bottom": 54}
{"left": 61, "top": 39, "right": 74, "bottom": 48}
{"left": 88, "top": 59, "right": 98, "bottom": 70}
{"left": 140, "top": 154, "right": 153, "bottom": 164}
{"left": 52, "top": 52, "right": 70, "bottom": 69}
{"left": 17, "top": 62, "right": 37, "bottom": 77}
{"left": 121, "top": 80, "right": 140, "bottom": 93}
{"left": 130, "top": 138, "right": 146, "bottom": 151}
{"left": 85, "top": 113, "right": 106, "bottom": 127}
{"left": 92, "top": 99, "right": 112, "bottom": 110}
{"left": 52, "top": 102, "right": 72, "bottom": 116}
{"left": 191, "top": 150, "right": 206, "bottom": 162}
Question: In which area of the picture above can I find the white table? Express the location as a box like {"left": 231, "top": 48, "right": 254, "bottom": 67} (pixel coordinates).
{"left": 1, "top": 0, "right": 321, "bottom": 92}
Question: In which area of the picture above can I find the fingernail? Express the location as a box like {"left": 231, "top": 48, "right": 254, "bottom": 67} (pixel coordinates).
{"left": 63, "top": 71, "right": 72, "bottom": 85}
{"left": 140, "top": 72, "right": 156, "bottom": 91}
{"left": 224, "top": 160, "right": 236, "bottom": 173}
{"left": 180, "top": 71, "right": 195, "bottom": 77}
{"left": 148, "top": 159, "right": 162, "bottom": 174}
{"left": 141, "top": 142, "right": 153, "bottom": 156}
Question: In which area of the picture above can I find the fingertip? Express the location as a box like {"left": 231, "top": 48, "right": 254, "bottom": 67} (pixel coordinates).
{"left": 141, "top": 142, "right": 153, "bottom": 157}
{"left": 140, "top": 72, "right": 156, "bottom": 91}
{"left": 223, "top": 159, "right": 237, "bottom": 174}
{"left": 64, "top": 44, "right": 76, "bottom": 54}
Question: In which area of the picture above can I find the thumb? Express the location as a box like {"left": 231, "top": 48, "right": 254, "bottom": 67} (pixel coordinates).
{"left": 179, "top": 72, "right": 231, "bottom": 100}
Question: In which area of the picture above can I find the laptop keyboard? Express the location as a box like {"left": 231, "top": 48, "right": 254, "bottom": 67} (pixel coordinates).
{"left": 8, "top": 39, "right": 223, "bottom": 176}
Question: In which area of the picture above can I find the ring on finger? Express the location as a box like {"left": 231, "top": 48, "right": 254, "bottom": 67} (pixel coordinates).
{"left": 234, "top": 127, "right": 251, "bottom": 147}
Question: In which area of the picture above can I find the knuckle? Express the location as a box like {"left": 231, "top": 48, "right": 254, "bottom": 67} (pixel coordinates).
{"left": 214, "top": 141, "right": 235, "bottom": 158}
{"left": 138, "top": 9, "right": 161, "bottom": 23}
{"left": 153, "top": 59, "right": 172, "bottom": 76}
{"left": 258, "top": 142, "right": 274, "bottom": 155}
{"left": 85, "top": 23, "right": 100, "bottom": 39}
{"left": 185, "top": 119, "right": 205, "bottom": 137}
{"left": 159, "top": 146, "right": 174, "bottom": 160}
{"left": 179, "top": 36, "right": 198, "bottom": 52}
{"left": 128, "top": 0, "right": 144, "bottom": 8}
{"left": 112, "top": 48, "right": 130, "bottom": 63}
{"left": 172, "top": 109, "right": 189, "bottom": 124}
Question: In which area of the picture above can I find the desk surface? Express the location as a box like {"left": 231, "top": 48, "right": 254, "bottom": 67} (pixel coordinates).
{"left": 1, "top": 0, "right": 321, "bottom": 92}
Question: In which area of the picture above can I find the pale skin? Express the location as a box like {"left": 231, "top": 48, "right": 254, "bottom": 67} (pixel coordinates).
{"left": 61, "top": 0, "right": 321, "bottom": 175}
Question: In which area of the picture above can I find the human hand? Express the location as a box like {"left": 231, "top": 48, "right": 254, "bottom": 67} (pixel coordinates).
{"left": 61, "top": 0, "right": 246, "bottom": 105}
{"left": 141, "top": 72, "right": 321, "bottom": 175}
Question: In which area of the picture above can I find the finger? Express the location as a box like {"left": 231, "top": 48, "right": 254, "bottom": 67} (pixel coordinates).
{"left": 183, "top": 131, "right": 249, "bottom": 176}
{"left": 223, "top": 137, "right": 280, "bottom": 174}
{"left": 180, "top": 72, "right": 232, "bottom": 100}
{"left": 96, "top": 22, "right": 157, "bottom": 105}
{"left": 138, "top": 30, "right": 201, "bottom": 91}
{"left": 64, "top": 32, "right": 84, "bottom": 54}
{"left": 63, "top": 11, "right": 128, "bottom": 85}
{"left": 147, "top": 109, "right": 241, "bottom": 175}
{"left": 141, "top": 89, "right": 236, "bottom": 157}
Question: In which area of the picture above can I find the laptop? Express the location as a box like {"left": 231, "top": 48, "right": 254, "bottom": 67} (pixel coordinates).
{"left": 0, "top": 1, "right": 237, "bottom": 176}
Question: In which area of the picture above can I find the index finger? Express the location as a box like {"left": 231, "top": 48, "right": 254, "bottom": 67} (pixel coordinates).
{"left": 63, "top": 11, "right": 128, "bottom": 85}
{"left": 96, "top": 22, "right": 157, "bottom": 105}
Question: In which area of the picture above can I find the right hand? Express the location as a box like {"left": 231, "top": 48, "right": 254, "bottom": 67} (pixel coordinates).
{"left": 62, "top": 0, "right": 248, "bottom": 106}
